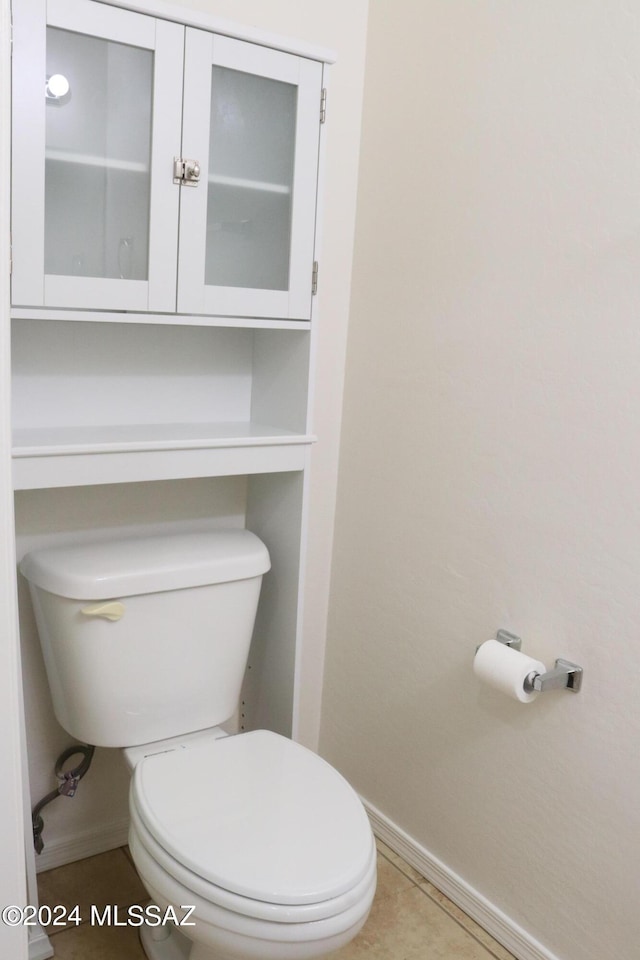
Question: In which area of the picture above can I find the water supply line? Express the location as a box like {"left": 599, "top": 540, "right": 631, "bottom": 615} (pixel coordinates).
{"left": 32, "top": 744, "right": 95, "bottom": 854}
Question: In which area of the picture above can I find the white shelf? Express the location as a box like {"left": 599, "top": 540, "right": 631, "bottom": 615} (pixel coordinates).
{"left": 10, "top": 308, "right": 311, "bottom": 330}
{"left": 12, "top": 422, "right": 315, "bottom": 490}
{"left": 208, "top": 173, "right": 290, "bottom": 195}
{"left": 45, "top": 148, "right": 149, "bottom": 173}
{"left": 45, "top": 150, "right": 290, "bottom": 195}
{"left": 13, "top": 421, "right": 312, "bottom": 456}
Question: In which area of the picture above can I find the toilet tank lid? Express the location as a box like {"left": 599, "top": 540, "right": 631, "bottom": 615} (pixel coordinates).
{"left": 19, "top": 529, "right": 270, "bottom": 599}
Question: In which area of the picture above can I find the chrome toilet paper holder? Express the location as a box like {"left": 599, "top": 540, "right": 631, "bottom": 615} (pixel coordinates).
{"left": 494, "top": 630, "right": 583, "bottom": 693}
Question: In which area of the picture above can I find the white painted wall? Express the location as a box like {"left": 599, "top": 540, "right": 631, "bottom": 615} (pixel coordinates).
{"left": 15, "top": 0, "right": 369, "bottom": 866}
{"left": 320, "top": 3, "right": 640, "bottom": 960}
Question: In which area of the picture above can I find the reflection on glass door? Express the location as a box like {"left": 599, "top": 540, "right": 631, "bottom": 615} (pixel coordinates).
{"left": 45, "top": 27, "right": 153, "bottom": 282}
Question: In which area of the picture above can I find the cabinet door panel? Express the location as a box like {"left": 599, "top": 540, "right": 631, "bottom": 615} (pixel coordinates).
{"left": 11, "top": 0, "right": 183, "bottom": 311}
{"left": 178, "top": 33, "right": 323, "bottom": 320}
{"left": 44, "top": 25, "right": 153, "bottom": 284}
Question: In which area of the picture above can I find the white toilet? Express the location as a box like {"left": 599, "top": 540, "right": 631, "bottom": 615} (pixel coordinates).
{"left": 21, "top": 529, "right": 376, "bottom": 960}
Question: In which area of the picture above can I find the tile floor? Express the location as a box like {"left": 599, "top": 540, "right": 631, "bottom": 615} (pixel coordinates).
{"left": 37, "top": 840, "right": 515, "bottom": 959}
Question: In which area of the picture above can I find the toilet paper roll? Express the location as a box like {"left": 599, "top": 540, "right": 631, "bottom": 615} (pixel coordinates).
{"left": 473, "top": 639, "right": 546, "bottom": 703}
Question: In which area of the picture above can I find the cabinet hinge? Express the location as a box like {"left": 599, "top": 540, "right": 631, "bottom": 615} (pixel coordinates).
{"left": 320, "top": 88, "right": 327, "bottom": 124}
{"left": 311, "top": 261, "right": 319, "bottom": 296}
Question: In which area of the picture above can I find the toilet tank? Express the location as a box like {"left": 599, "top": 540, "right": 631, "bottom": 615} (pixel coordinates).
{"left": 20, "top": 530, "right": 270, "bottom": 747}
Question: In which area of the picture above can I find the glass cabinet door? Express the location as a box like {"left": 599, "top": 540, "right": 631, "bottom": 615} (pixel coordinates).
{"left": 44, "top": 27, "right": 153, "bottom": 285}
{"left": 205, "top": 66, "right": 296, "bottom": 294}
{"left": 178, "top": 33, "right": 323, "bottom": 320}
{"left": 12, "top": 0, "right": 184, "bottom": 311}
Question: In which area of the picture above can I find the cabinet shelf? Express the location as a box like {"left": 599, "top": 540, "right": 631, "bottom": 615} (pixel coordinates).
{"left": 12, "top": 422, "right": 314, "bottom": 490}
{"left": 13, "top": 421, "right": 312, "bottom": 455}
{"left": 45, "top": 149, "right": 149, "bottom": 174}
{"left": 46, "top": 151, "right": 291, "bottom": 195}
{"left": 209, "top": 174, "right": 290, "bottom": 195}
{"left": 10, "top": 308, "right": 311, "bottom": 330}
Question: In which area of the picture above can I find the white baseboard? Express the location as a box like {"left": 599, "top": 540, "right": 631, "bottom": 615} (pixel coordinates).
{"left": 28, "top": 925, "right": 54, "bottom": 960}
{"left": 34, "top": 817, "right": 130, "bottom": 874}
{"left": 364, "top": 799, "right": 559, "bottom": 960}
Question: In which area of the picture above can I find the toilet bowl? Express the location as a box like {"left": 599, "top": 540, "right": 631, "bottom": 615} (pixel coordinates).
{"left": 126, "top": 729, "right": 376, "bottom": 960}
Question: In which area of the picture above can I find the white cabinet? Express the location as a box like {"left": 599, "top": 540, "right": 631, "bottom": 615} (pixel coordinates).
{"left": 10, "top": 14, "right": 332, "bottom": 932}
{"left": 10, "top": 14, "right": 333, "bottom": 936}
{"left": 10, "top": 0, "right": 333, "bottom": 753}
{"left": 12, "top": 0, "right": 323, "bottom": 319}
{"left": 10, "top": 0, "right": 331, "bottom": 490}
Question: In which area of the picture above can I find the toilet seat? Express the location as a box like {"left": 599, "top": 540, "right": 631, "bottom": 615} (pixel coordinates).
{"left": 129, "top": 818, "right": 376, "bottom": 958}
{"left": 130, "top": 803, "right": 377, "bottom": 925}
{"left": 131, "top": 730, "right": 374, "bottom": 912}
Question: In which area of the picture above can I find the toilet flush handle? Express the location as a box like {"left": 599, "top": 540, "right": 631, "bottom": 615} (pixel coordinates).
{"left": 80, "top": 601, "right": 125, "bottom": 622}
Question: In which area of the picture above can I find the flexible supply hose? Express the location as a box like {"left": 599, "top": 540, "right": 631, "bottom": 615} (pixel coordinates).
{"left": 32, "top": 744, "right": 95, "bottom": 854}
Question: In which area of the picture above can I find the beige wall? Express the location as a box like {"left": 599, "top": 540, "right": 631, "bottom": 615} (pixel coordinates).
{"left": 320, "top": 3, "right": 640, "bottom": 959}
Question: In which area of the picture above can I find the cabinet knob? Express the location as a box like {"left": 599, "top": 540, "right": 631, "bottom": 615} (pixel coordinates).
{"left": 173, "top": 157, "right": 201, "bottom": 186}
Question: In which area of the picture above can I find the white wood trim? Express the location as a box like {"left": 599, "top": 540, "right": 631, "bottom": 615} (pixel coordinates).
{"left": 11, "top": 308, "right": 311, "bottom": 330}
{"left": 290, "top": 448, "right": 313, "bottom": 742}
{"left": 43, "top": 276, "right": 150, "bottom": 310}
{"left": 23, "top": 731, "right": 51, "bottom": 960}
{"left": 34, "top": 817, "right": 130, "bottom": 874}
{"left": 365, "top": 800, "right": 562, "bottom": 960}
{"left": 303, "top": 63, "right": 330, "bottom": 438}
{"left": 48, "top": 0, "right": 156, "bottom": 47}
{"left": 287, "top": 57, "right": 323, "bottom": 319}
{"left": 13, "top": 442, "right": 310, "bottom": 490}
{"left": 28, "top": 928, "right": 54, "bottom": 960}
{"left": 11, "top": 0, "right": 46, "bottom": 307}
{"left": 212, "top": 32, "right": 303, "bottom": 83}
{"left": 199, "top": 288, "right": 293, "bottom": 320}
{"left": 290, "top": 64, "right": 329, "bottom": 745}
{"left": 0, "top": 1, "right": 30, "bottom": 956}
{"left": 91, "top": 0, "right": 336, "bottom": 64}
{"left": 176, "top": 27, "right": 215, "bottom": 316}
{"left": 245, "top": 473, "right": 306, "bottom": 737}
{"left": 146, "top": 16, "right": 183, "bottom": 312}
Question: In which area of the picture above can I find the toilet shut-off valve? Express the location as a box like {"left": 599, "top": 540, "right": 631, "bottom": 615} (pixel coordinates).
{"left": 32, "top": 745, "right": 95, "bottom": 854}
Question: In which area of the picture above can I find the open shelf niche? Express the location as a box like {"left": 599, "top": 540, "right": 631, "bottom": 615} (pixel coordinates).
{"left": 11, "top": 318, "right": 314, "bottom": 490}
